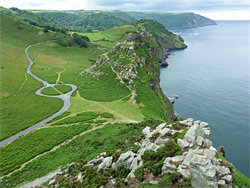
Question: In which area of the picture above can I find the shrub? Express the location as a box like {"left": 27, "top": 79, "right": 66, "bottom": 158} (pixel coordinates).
{"left": 134, "top": 166, "right": 144, "bottom": 181}
{"left": 44, "top": 28, "right": 48, "bottom": 33}
{"left": 172, "top": 130, "right": 187, "bottom": 142}
{"left": 100, "top": 112, "right": 114, "bottom": 118}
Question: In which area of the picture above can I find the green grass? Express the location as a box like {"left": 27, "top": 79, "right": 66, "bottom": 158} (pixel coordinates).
{"left": 216, "top": 152, "right": 250, "bottom": 188}
{"left": 0, "top": 14, "right": 64, "bottom": 140}
{"left": 0, "top": 75, "right": 64, "bottom": 141}
{"left": 78, "top": 65, "right": 130, "bottom": 102}
{"left": 47, "top": 111, "right": 71, "bottom": 124}
{"left": 0, "top": 121, "right": 162, "bottom": 187}
{"left": 51, "top": 111, "right": 99, "bottom": 126}
{"left": 41, "top": 87, "right": 61, "bottom": 95}
{"left": 41, "top": 85, "right": 72, "bottom": 95}
{"left": 0, "top": 124, "right": 91, "bottom": 176}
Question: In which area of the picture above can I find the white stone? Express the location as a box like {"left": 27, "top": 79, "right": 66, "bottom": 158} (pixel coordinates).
{"left": 111, "top": 179, "right": 116, "bottom": 185}
{"left": 142, "top": 126, "right": 152, "bottom": 138}
{"left": 156, "top": 123, "right": 166, "bottom": 131}
{"left": 145, "top": 142, "right": 159, "bottom": 151}
{"left": 183, "top": 150, "right": 197, "bottom": 166}
{"left": 88, "top": 156, "right": 104, "bottom": 165}
{"left": 159, "top": 128, "right": 170, "bottom": 136}
{"left": 204, "top": 149, "right": 216, "bottom": 159}
{"left": 216, "top": 166, "right": 230, "bottom": 176}
{"left": 98, "top": 156, "right": 113, "bottom": 170}
{"left": 49, "top": 179, "right": 55, "bottom": 185}
{"left": 177, "top": 167, "right": 190, "bottom": 178}
{"left": 77, "top": 172, "right": 83, "bottom": 183}
{"left": 149, "top": 181, "right": 158, "bottom": 184}
{"left": 222, "top": 175, "right": 232, "bottom": 182}
{"left": 190, "top": 155, "right": 218, "bottom": 188}
{"left": 155, "top": 137, "right": 168, "bottom": 146}
{"left": 186, "top": 118, "right": 194, "bottom": 122}
{"left": 177, "top": 139, "right": 189, "bottom": 149}
{"left": 204, "top": 139, "right": 213, "bottom": 148}
{"left": 209, "top": 146, "right": 217, "bottom": 152}
{"left": 200, "top": 122, "right": 209, "bottom": 128}
{"left": 112, "top": 151, "right": 135, "bottom": 169}
{"left": 217, "top": 180, "right": 226, "bottom": 186}
{"left": 196, "top": 136, "right": 204, "bottom": 146}
{"left": 172, "top": 155, "right": 185, "bottom": 162}
{"left": 193, "top": 149, "right": 204, "bottom": 155}
{"left": 194, "top": 120, "right": 201, "bottom": 125}
{"left": 203, "top": 128, "right": 211, "bottom": 138}
{"left": 162, "top": 157, "right": 177, "bottom": 174}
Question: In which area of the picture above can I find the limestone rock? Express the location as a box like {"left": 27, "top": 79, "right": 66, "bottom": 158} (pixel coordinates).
{"left": 98, "top": 156, "right": 113, "bottom": 170}
{"left": 216, "top": 166, "right": 230, "bottom": 176}
{"left": 162, "top": 157, "right": 177, "bottom": 174}
{"left": 183, "top": 150, "right": 197, "bottom": 166}
{"left": 196, "top": 136, "right": 204, "bottom": 146}
{"left": 77, "top": 172, "right": 83, "bottom": 183}
{"left": 217, "top": 180, "right": 226, "bottom": 186}
{"left": 142, "top": 127, "right": 152, "bottom": 138}
{"left": 204, "top": 149, "right": 216, "bottom": 159}
{"left": 159, "top": 128, "right": 170, "bottom": 136}
{"left": 155, "top": 123, "right": 166, "bottom": 131}
{"left": 177, "top": 139, "right": 189, "bottom": 149}
{"left": 222, "top": 174, "right": 232, "bottom": 182}
{"left": 190, "top": 155, "right": 218, "bottom": 188}
{"left": 112, "top": 151, "right": 136, "bottom": 170}
{"left": 200, "top": 122, "right": 209, "bottom": 128}
{"left": 155, "top": 137, "right": 168, "bottom": 146}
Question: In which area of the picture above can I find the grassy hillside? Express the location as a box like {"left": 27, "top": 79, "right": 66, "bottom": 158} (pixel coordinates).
{"left": 31, "top": 9, "right": 215, "bottom": 31}
{"left": 0, "top": 14, "right": 65, "bottom": 140}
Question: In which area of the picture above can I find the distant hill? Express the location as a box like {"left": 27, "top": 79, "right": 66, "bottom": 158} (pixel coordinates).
{"left": 30, "top": 9, "right": 216, "bottom": 31}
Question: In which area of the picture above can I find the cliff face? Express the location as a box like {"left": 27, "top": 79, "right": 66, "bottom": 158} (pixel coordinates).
{"left": 81, "top": 19, "right": 187, "bottom": 122}
{"left": 46, "top": 119, "right": 237, "bottom": 188}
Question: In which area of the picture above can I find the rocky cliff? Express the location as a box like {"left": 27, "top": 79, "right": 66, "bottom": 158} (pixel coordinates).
{"left": 82, "top": 20, "right": 186, "bottom": 122}
{"left": 46, "top": 119, "right": 238, "bottom": 188}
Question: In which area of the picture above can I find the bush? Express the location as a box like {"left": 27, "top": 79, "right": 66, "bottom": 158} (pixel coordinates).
{"left": 134, "top": 166, "right": 144, "bottom": 181}
{"left": 44, "top": 28, "right": 48, "bottom": 33}
{"left": 100, "top": 112, "right": 114, "bottom": 118}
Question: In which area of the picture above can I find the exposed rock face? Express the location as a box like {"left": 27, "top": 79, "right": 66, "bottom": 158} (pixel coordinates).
{"left": 47, "top": 119, "right": 236, "bottom": 188}
{"left": 190, "top": 155, "right": 218, "bottom": 188}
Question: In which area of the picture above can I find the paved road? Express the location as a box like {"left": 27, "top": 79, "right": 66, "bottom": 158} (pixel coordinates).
{"left": 0, "top": 42, "right": 77, "bottom": 147}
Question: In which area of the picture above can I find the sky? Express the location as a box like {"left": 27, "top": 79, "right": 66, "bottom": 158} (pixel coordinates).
{"left": 1, "top": 0, "right": 250, "bottom": 20}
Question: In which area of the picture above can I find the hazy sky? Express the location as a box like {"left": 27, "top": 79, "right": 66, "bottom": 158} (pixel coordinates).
{"left": 1, "top": 0, "right": 250, "bottom": 20}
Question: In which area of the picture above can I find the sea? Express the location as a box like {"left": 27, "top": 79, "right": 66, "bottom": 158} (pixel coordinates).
{"left": 160, "top": 21, "right": 250, "bottom": 177}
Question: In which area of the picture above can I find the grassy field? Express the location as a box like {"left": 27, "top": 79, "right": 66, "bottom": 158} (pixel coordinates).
{"left": 0, "top": 121, "right": 162, "bottom": 187}
{"left": 41, "top": 85, "right": 72, "bottom": 95}
{"left": 0, "top": 123, "right": 91, "bottom": 176}
{"left": 0, "top": 14, "right": 66, "bottom": 140}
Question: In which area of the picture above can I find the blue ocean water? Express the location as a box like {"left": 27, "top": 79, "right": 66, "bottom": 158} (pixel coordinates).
{"left": 160, "top": 21, "right": 250, "bottom": 177}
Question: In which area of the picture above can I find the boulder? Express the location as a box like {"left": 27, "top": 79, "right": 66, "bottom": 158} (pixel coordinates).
{"left": 217, "top": 180, "right": 226, "bottom": 186}
{"left": 196, "top": 136, "right": 204, "bottom": 146}
{"left": 98, "top": 156, "right": 113, "bottom": 170}
{"left": 155, "top": 123, "right": 166, "bottom": 131}
{"left": 177, "top": 139, "right": 189, "bottom": 149}
{"left": 204, "top": 149, "right": 216, "bottom": 159}
{"left": 112, "top": 151, "right": 135, "bottom": 170}
{"left": 172, "top": 155, "right": 185, "bottom": 162}
{"left": 216, "top": 166, "right": 230, "bottom": 176}
{"left": 77, "top": 172, "right": 83, "bottom": 182}
{"left": 127, "top": 32, "right": 141, "bottom": 42}
{"left": 190, "top": 155, "right": 218, "bottom": 188}
{"left": 87, "top": 156, "right": 104, "bottom": 165}
{"left": 142, "top": 127, "right": 152, "bottom": 138}
{"left": 155, "top": 137, "right": 168, "bottom": 146}
{"left": 200, "top": 122, "right": 209, "bottom": 128}
{"left": 159, "top": 128, "right": 170, "bottom": 136}
{"left": 177, "top": 166, "right": 190, "bottom": 178}
{"left": 183, "top": 150, "right": 197, "bottom": 166}
{"left": 222, "top": 174, "right": 232, "bottom": 182}
{"left": 162, "top": 157, "right": 177, "bottom": 174}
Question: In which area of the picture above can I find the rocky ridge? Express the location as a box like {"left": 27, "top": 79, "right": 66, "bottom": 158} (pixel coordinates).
{"left": 46, "top": 119, "right": 236, "bottom": 188}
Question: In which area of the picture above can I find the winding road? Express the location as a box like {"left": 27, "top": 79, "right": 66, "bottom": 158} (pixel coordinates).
{"left": 0, "top": 42, "right": 77, "bottom": 147}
